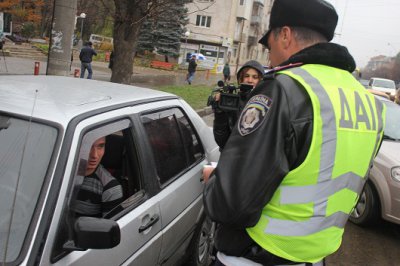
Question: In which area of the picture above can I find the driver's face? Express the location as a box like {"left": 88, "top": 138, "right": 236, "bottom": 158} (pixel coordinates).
{"left": 85, "top": 137, "right": 106, "bottom": 176}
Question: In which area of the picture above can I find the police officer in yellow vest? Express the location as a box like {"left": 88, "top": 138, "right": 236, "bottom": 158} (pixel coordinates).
{"left": 202, "top": 0, "right": 385, "bottom": 265}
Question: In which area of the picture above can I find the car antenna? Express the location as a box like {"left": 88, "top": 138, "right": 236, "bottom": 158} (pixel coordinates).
{"left": 2, "top": 89, "right": 38, "bottom": 263}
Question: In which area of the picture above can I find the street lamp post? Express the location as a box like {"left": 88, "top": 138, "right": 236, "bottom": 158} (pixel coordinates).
{"left": 182, "top": 31, "right": 190, "bottom": 66}
{"left": 78, "top": 12, "right": 86, "bottom": 48}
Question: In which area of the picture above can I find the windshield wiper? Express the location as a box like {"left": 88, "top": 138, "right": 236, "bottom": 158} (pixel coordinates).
{"left": 383, "top": 135, "right": 400, "bottom": 141}
{"left": 0, "top": 117, "right": 10, "bottom": 131}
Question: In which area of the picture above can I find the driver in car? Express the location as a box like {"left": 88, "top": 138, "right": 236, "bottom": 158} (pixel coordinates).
{"left": 73, "top": 136, "right": 123, "bottom": 217}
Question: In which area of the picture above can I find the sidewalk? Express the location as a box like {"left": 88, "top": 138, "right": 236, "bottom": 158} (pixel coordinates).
{"left": 0, "top": 56, "right": 222, "bottom": 88}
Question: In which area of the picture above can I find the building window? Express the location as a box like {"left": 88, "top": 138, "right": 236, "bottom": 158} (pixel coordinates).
{"left": 240, "top": 0, "right": 245, "bottom": 5}
{"left": 196, "top": 15, "right": 212, "bottom": 28}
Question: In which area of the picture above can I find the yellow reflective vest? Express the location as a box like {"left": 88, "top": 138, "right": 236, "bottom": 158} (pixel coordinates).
{"left": 247, "top": 64, "right": 385, "bottom": 263}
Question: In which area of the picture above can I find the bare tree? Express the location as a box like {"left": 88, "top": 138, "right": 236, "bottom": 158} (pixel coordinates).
{"left": 110, "top": 0, "right": 216, "bottom": 84}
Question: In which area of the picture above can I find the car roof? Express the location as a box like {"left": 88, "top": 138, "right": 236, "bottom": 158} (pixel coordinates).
{"left": 370, "top": 77, "right": 395, "bottom": 82}
{"left": 0, "top": 75, "right": 177, "bottom": 125}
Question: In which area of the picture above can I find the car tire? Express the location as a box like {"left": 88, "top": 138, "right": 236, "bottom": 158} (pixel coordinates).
{"left": 185, "top": 214, "right": 215, "bottom": 266}
{"left": 349, "top": 182, "right": 380, "bottom": 226}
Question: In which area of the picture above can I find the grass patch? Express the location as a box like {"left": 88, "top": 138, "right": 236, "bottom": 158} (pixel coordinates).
{"left": 156, "top": 84, "right": 212, "bottom": 110}
{"left": 32, "top": 44, "right": 49, "bottom": 54}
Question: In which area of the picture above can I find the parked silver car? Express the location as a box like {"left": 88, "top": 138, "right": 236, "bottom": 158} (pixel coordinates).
{"left": 350, "top": 96, "right": 400, "bottom": 225}
{"left": 0, "top": 76, "right": 219, "bottom": 265}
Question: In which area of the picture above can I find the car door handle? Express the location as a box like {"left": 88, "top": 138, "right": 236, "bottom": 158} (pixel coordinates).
{"left": 138, "top": 214, "right": 160, "bottom": 233}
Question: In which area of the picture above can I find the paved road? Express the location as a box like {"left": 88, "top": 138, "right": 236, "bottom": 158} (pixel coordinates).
{"left": 327, "top": 220, "right": 400, "bottom": 265}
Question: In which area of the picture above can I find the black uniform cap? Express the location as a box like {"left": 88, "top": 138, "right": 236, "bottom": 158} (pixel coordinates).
{"left": 259, "top": 0, "right": 338, "bottom": 46}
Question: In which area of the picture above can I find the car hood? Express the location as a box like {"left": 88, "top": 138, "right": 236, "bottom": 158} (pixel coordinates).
{"left": 377, "top": 140, "right": 400, "bottom": 165}
{"left": 371, "top": 86, "right": 396, "bottom": 95}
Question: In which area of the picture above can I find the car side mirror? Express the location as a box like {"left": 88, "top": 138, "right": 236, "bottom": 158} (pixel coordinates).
{"left": 72, "top": 217, "right": 120, "bottom": 250}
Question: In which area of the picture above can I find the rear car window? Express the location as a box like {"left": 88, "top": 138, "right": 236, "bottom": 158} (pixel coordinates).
{"left": 141, "top": 108, "right": 204, "bottom": 184}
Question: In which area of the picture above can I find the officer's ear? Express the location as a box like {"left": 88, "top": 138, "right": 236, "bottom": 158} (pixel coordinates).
{"left": 280, "top": 26, "right": 292, "bottom": 49}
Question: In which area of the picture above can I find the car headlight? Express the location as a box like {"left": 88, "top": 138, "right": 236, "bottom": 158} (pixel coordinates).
{"left": 392, "top": 166, "right": 400, "bottom": 182}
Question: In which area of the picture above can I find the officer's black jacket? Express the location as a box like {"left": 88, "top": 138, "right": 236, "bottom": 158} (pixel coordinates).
{"left": 203, "top": 42, "right": 356, "bottom": 261}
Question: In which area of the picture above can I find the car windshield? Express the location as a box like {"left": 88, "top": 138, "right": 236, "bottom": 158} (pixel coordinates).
{"left": 373, "top": 79, "right": 396, "bottom": 89}
{"left": 0, "top": 115, "right": 57, "bottom": 263}
{"left": 382, "top": 101, "right": 400, "bottom": 140}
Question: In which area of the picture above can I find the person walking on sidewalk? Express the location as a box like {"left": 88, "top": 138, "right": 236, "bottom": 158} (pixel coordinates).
{"left": 186, "top": 54, "right": 197, "bottom": 85}
{"left": 222, "top": 62, "right": 231, "bottom": 83}
{"left": 79, "top": 41, "right": 97, "bottom": 79}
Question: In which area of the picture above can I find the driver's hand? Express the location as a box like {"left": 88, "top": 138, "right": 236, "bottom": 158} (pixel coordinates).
{"left": 202, "top": 165, "right": 215, "bottom": 183}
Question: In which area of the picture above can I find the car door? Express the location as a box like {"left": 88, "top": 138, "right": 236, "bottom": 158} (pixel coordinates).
{"left": 140, "top": 107, "right": 207, "bottom": 264}
{"left": 39, "top": 108, "right": 163, "bottom": 266}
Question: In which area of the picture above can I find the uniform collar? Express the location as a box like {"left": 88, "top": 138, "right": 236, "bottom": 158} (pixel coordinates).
{"left": 281, "top": 43, "right": 356, "bottom": 73}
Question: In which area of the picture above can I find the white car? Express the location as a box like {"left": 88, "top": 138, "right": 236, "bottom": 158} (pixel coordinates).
{"left": 368, "top": 77, "right": 397, "bottom": 98}
{"left": 0, "top": 76, "right": 219, "bottom": 265}
{"left": 350, "top": 96, "right": 400, "bottom": 225}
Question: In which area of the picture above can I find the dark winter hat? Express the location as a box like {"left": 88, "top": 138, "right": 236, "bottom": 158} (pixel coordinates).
{"left": 236, "top": 60, "right": 265, "bottom": 81}
{"left": 259, "top": 0, "right": 338, "bottom": 46}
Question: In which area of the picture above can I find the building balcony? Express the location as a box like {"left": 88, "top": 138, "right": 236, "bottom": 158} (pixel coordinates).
{"left": 250, "top": 15, "right": 262, "bottom": 26}
{"left": 234, "top": 33, "right": 247, "bottom": 43}
{"left": 237, "top": 4, "right": 252, "bottom": 20}
{"left": 253, "top": 0, "right": 264, "bottom": 6}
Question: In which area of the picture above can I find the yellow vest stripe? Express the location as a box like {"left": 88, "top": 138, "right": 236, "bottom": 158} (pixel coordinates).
{"left": 265, "top": 212, "right": 348, "bottom": 236}
{"left": 280, "top": 173, "right": 364, "bottom": 205}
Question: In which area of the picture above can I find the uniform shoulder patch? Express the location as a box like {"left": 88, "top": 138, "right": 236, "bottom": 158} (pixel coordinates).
{"left": 238, "top": 94, "right": 273, "bottom": 136}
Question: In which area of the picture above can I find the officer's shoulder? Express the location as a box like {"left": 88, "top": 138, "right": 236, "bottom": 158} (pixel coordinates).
{"left": 263, "top": 62, "right": 303, "bottom": 81}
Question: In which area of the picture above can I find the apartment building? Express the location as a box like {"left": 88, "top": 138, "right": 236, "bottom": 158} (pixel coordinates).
{"left": 181, "top": 0, "right": 274, "bottom": 73}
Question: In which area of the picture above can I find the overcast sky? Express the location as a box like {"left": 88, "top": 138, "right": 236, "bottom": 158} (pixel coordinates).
{"left": 324, "top": 0, "right": 400, "bottom": 68}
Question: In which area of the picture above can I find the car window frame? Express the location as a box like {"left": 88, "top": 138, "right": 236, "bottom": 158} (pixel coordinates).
{"left": 50, "top": 118, "right": 151, "bottom": 262}
{"left": 138, "top": 106, "right": 205, "bottom": 189}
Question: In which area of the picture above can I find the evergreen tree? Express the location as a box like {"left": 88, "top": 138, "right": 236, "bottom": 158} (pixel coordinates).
{"left": 137, "top": 18, "right": 155, "bottom": 54}
{"left": 137, "top": 0, "right": 189, "bottom": 62}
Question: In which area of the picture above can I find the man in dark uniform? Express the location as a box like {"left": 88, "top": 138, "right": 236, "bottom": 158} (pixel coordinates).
{"left": 203, "top": 0, "right": 385, "bottom": 265}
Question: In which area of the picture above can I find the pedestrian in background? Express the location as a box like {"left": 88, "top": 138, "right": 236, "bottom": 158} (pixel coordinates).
{"left": 203, "top": 0, "right": 385, "bottom": 265}
{"left": 222, "top": 62, "right": 231, "bottom": 83}
{"left": 186, "top": 54, "right": 197, "bottom": 85}
{"left": 108, "top": 51, "right": 114, "bottom": 70}
{"left": 70, "top": 52, "right": 73, "bottom": 71}
{"left": 79, "top": 41, "right": 97, "bottom": 79}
